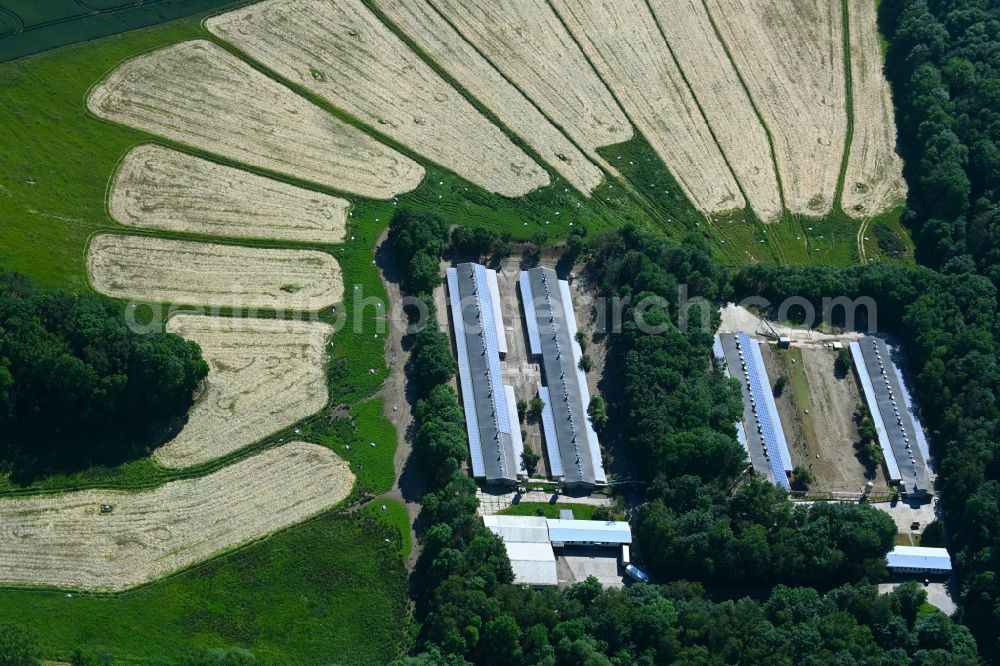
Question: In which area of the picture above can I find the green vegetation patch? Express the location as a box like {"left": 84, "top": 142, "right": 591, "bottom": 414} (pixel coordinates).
{"left": 301, "top": 397, "right": 397, "bottom": 496}
{"left": 0, "top": 512, "right": 408, "bottom": 665}
{"left": 363, "top": 498, "right": 412, "bottom": 560}
{"left": 0, "top": 0, "right": 244, "bottom": 62}
{"left": 500, "top": 501, "right": 602, "bottom": 520}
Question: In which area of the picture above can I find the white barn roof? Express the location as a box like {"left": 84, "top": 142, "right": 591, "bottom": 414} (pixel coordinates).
{"left": 546, "top": 519, "right": 632, "bottom": 544}
{"left": 886, "top": 546, "right": 952, "bottom": 572}
{"left": 482, "top": 515, "right": 550, "bottom": 543}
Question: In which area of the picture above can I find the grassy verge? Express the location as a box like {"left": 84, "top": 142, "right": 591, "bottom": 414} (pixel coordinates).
{"left": 365, "top": 498, "right": 413, "bottom": 560}
{"left": 298, "top": 398, "right": 398, "bottom": 496}
{"left": 501, "top": 501, "right": 603, "bottom": 520}
{"left": 0, "top": 512, "right": 408, "bottom": 665}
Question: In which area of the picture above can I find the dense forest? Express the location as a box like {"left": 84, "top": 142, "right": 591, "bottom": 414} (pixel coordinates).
{"left": 0, "top": 270, "right": 207, "bottom": 479}
{"left": 880, "top": 0, "right": 1000, "bottom": 285}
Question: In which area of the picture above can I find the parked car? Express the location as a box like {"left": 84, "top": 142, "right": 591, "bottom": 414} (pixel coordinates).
{"left": 625, "top": 564, "right": 651, "bottom": 583}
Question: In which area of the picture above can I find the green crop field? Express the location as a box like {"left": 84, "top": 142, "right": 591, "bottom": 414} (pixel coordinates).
{"left": 0, "top": 0, "right": 246, "bottom": 62}
{"left": 0, "top": 512, "right": 409, "bottom": 665}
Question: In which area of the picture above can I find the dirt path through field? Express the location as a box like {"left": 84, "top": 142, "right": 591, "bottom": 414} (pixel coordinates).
{"left": 374, "top": 229, "right": 424, "bottom": 571}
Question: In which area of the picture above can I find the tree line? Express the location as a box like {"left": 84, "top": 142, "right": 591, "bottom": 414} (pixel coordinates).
{"left": 0, "top": 270, "right": 207, "bottom": 480}
{"left": 874, "top": 6, "right": 1000, "bottom": 654}
{"left": 879, "top": 0, "right": 1000, "bottom": 285}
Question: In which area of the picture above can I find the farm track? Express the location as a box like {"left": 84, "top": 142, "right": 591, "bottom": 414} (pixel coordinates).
{"left": 207, "top": 0, "right": 548, "bottom": 198}
{"left": 834, "top": 0, "right": 855, "bottom": 211}
{"left": 0, "top": 442, "right": 354, "bottom": 591}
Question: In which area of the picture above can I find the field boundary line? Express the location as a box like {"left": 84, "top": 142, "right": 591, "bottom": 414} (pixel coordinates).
{"left": 697, "top": 0, "right": 787, "bottom": 214}
{"left": 0, "top": 6, "right": 24, "bottom": 36}
{"left": 84, "top": 41, "right": 421, "bottom": 202}
{"left": 414, "top": 0, "right": 625, "bottom": 185}
{"left": 416, "top": 0, "right": 680, "bottom": 229}
{"left": 641, "top": 0, "right": 757, "bottom": 224}
{"left": 834, "top": 0, "right": 857, "bottom": 212}
{"left": 542, "top": 0, "right": 711, "bottom": 230}
{"left": 361, "top": 0, "right": 574, "bottom": 195}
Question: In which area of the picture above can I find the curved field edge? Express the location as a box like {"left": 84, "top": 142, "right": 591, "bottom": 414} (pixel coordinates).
{"left": 0, "top": 511, "right": 409, "bottom": 665}
{"left": 0, "top": 442, "right": 355, "bottom": 591}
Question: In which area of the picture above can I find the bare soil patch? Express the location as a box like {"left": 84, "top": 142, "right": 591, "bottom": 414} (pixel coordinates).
{"left": 154, "top": 315, "right": 332, "bottom": 468}
{"left": 842, "top": 0, "right": 907, "bottom": 217}
{"left": 0, "top": 442, "right": 354, "bottom": 591}
{"left": 762, "top": 344, "right": 888, "bottom": 493}
{"left": 551, "top": 0, "right": 743, "bottom": 215}
{"left": 87, "top": 234, "right": 343, "bottom": 311}
{"left": 88, "top": 40, "right": 424, "bottom": 198}
{"left": 705, "top": 0, "right": 847, "bottom": 215}
{"left": 428, "top": 0, "right": 632, "bottom": 162}
{"left": 207, "top": 0, "right": 547, "bottom": 198}
{"left": 374, "top": 0, "right": 603, "bottom": 194}
{"left": 109, "top": 144, "right": 349, "bottom": 244}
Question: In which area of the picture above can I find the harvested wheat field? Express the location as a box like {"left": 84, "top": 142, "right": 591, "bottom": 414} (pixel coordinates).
{"left": 552, "top": 0, "right": 743, "bottom": 215}
{"left": 705, "top": 0, "right": 847, "bottom": 215}
{"left": 842, "top": 0, "right": 906, "bottom": 217}
{"left": 646, "top": 0, "right": 784, "bottom": 221}
{"left": 88, "top": 40, "right": 424, "bottom": 199}
{"left": 154, "top": 315, "right": 332, "bottom": 468}
{"left": 208, "top": 0, "right": 546, "bottom": 198}
{"left": 374, "top": 0, "right": 603, "bottom": 194}
{"left": 109, "top": 144, "right": 349, "bottom": 244}
{"left": 428, "top": 0, "right": 631, "bottom": 162}
{"left": 0, "top": 442, "right": 354, "bottom": 591}
{"left": 87, "top": 234, "right": 343, "bottom": 311}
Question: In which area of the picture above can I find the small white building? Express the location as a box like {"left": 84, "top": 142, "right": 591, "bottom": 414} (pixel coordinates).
{"left": 481, "top": 515, "right": 633, "bottom": 586}
{"left": 482, "top": 515, "right": 550, "bottom": 543}
{"left": 506, "top": 541, "right": 558, "bottom": 586}
{"left": 886, "top": 546, "right": 952, "bottom": 574}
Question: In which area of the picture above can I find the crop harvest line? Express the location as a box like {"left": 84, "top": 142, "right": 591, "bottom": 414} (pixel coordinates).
{"left": 640, "top": 0, "right": 756, "bottom": 224}
{"left": 835, "top": 0, "right": 857, "bottom": 212}
{"left": 856, "top": 216, "right": 870, "bottom": 264}
{"left": 417, "top": 0, "right": 622, "bottom": 183}
{"left": 416, "top": 0, "right": 676, "bottom": 228}
{"left": 362, "top": 0, "right": 589, "bottom": 196}
{"left": 697, "top": 0, "right": 786, "bottom": 214}
{"left": 542, "top": 0, "right": 712, "bottom": 231}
